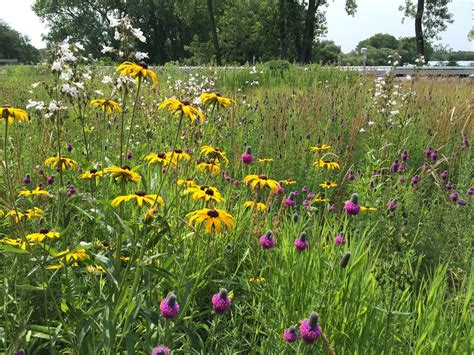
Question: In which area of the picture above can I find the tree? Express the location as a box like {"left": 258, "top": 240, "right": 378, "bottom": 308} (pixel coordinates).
{"left": 206, "top": 0, "right": 221, "bottom": 65}
{"left": 356, "top": 33, "right": 399, "bottom": 51}
{"left": 312, "top": 40, "right": 341, "bottom": 64}
{"left": 0, "top": 21, "right": 40, "bottom": 63}
{"left": 400, "top": 0, "right": 453, "bottom": 58}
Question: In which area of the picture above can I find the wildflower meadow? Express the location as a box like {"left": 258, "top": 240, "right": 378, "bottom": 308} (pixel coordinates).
{"left": 0, "top": 44, "right": 473, "bottom": 353}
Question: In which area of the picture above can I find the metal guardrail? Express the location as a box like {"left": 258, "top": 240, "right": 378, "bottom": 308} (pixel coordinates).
{"left": 0, "top": 59, "right": 19, "bottom": 65}
{"left": 338, "top": 66, "right": 474, "bottom": 76}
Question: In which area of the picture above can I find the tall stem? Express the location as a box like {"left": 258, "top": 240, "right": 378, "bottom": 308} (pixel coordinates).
{"left": 125, "top": 79, "right": 142, "bottom": 159}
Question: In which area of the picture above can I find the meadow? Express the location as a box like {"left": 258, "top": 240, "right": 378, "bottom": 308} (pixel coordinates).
{"left": 0, "top": 51, "right": 472, "bottom": 354}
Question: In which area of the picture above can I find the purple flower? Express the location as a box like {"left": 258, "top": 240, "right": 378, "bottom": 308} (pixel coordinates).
{"left": 160, "top": 292, "right": 180, "bottom": 320}
{"left": 458, "top": 199, "right": 467, "bottom": 206}
{"left": 467, "top": 187, "right": 474, "bottom": 196}
{"left": 411, "top": 175, "right": 421, "bottom": 185}
{"left": 431, "top": 150, "right": 438, "bottom": 160}
{"left": 421, "top": 163, "right": 430, "bottom": 172}
{"left": 424, "top": 146, "right": 432, "bottom": 158}
{"left": 301, "top": 186, "right": 308, "bottom": 193}
{"left": 449, "top": 192, "right": 458, "bottom": 202}
{"left": 284, "top": 192, "right": 297, "bottom": 207}
{"left": 461, "top": 136, "right": 469, "bottom": 150}
{"left": 307, "top": 193, "right": 316, "bottom": 199}
{"left": 283, "top": 325, "right": 299, "bottom": 343}
{"left": 259, "top": 230, "right": 276, "bottom": 249}
{"left": 440, "top": 170, "right": 448, "bottom": 181}
{"left": 241, "top": 146, "right": 254, "bottom": 165}
{"left": 399, "top": 177, "right": 405, "bottom": 183}
{"left": 347, "top": 170, "right": 355, "bottom": 181}
{"left": 300, "top": 312, "right": 322, "bottom": 344}
{"left": 303, "top": 200, "right": 311, "bottom": 207}
{"left": 294, "top": 232, "right": 309, "bottom": 251}
{"left": 399, "top": 164, "right": 406, "bottom": 172}
{"left": 67, "top": 144, "right": 73, "bottom": 152}
{"left": 369, "top": 181, "right": 375, "bottom": 190}
{"left": 445, "top": 183, "right": 453, "bottom": 190}
{"left": 127, "top": 151, "right": 133, "bottom": 160}
{"left": 66, "top": 185, "right": 77, "bottom": 197}
{"left": 151, "top": 345, "right": 170, "bottom": 355}
{"left": 212, "top": 288, "right": 231, "bottom": 314}
{"left": 328, "top": 204, "right": 337, "bottom": 212}
{"left": 334, "top": 235, "right": 346, "bottom": 245}
{"left": 391, "top": 159, "right": 400, "bottom": 173}
{"left": 46, "top": 176, "right": 55, "bottom": 185}
{"left": 344, "top": 194, "right": 360, "bottom": 215}
{"left": 401, "top": 150, "right": 408, "bottom": 162}
{"left": 386, "top": 199, "right": 398, "bottom": 212}
{"left": 23, "top": 174, "right": 31, "bottom": 184}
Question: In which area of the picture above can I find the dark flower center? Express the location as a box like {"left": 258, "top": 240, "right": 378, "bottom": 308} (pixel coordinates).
{"left": 138, "top": 61, "right": 148, "bottom": 69}
{"left": 215, "top": 92, "right": 222, "bottom": 97}
{"left": 205, "top": 189, "right": 214, "bottom": 196}
{"left": 200, "top": 185, "right": 209, "bottom": 191}
{"left": 135, "top": 191, "right": 146, "bottom": 196}
{"left": 258, "top": 175, "right": 268, "bottom": 180}
{"left": 39, "top": 229, "right": 50, "bottom": 234}
{"left": 90, "top": 169, "right": 98, "bottom": 174}
{"left": 122, "top": 165, "right": 131, "bottom": 170}
{"left": 174, "top": 149, "right": 183, "bottom": 154}
{"left": 158, "top": 152, "right": 166, "bottom": 159}
{"left": 207, "top": 209, "right": 219, "bottom": 218}
{"left": 181, "top": 100, "right": 190, "bottom": 106}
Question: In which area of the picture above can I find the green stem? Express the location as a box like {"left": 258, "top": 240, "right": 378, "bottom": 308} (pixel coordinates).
{"left": 125, "top": 79, "right": 142, "bottom": 160}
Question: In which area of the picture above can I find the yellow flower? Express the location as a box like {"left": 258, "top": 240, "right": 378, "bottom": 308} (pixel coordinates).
{"left": 25, "top": 207, "right": 45, "bottom": 219}
{"left": 80, "top": 168, "right": 104, "bottom": 180}
{"left": 6, "top": 210, "right": 25, "bottom": 223}
{"left": 90, "top": 99, "right": 122, "bottom": 113}
{"left": 310, "top": 144, "right": 331, "bottom": 151}
{"left": 86, "top": 264, "right": 106, "bottom": 273}
{"left": 249, "top": 276, "right": 265, "bottom": 283}
{"left": 200, "top": 145, "right": 229, "bottom": 165}
{"left": 18, "top": 187, "right": 50, "bottom": 197}
{"left": 312, "top": 195, "right": 330, "bottom": 203}
{"left": 197, "top": 162, "right": 221, "bottom": 175}
{"left": 44, "top": 156, "right": 78, "bottom": 171}
{"left": 177, "top": 178, "right": 198, "bottom": 188}
{"left": 165, "top": 149, "right": 191, "bottom": 165}
{"left": 144, "top": 152, "right": 174, "bottom": 166}
{"left": 111, "top": 191, "right": 164, "bottom": 207}
{"left": 243, "top": 200, "right": 266, "bottom": 212}
{"left": 320, "top": 181, "right": 337, "bottom": 189}
{"left": 200, "top": 92, "right": 236, "bottom": 108}
{"left": 188, "top": 208, "right": 235, "bottom": 234}
{"left": 0, "top": 106, "right": 29, "bottom": 123}
{"left": 26, "top": 229, "right": 60, "bottom": 244}
{"left": 0, "top": 238, "right": 27, "bottom": 250}
{"left": 360, "top": 206, "right": 377, "bottom": 212}
{"left": 59, "top": 248, "right": 89, "bottom": 264}
{"left": 104, "top": 166, "right": 141, "bottom": 183}
{"left": 256, "top": 158, "right": 273, "bottom": 163}
{"left": 315, "top": 159, "right": 340, "bottom": 170}
{"left": 159, "top": 98, "right": 205, "bottom": 124}
{"left": 187, "top": 186, "right": 224, "bottom": 203}
{"left": 243, "top": 174, "right": 281, "bottom": 193}
{"left": 115, "top": 61, "right": 158, "bottom": 86}
{"left": 0, "top": 210, "right": 3, "bottom": 218}
{"left": 280, "top": 179, "right": 296, "bottom": 185}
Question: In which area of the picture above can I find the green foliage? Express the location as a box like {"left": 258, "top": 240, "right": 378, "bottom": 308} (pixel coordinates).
{"left": 0, "top": 21, "right": 40, "bottom": 64}
{"left": 312, "top": 40, "right": 342, "bottom": 64}
{"left": 356, "top": 33, "right": 399, "bottom": 51}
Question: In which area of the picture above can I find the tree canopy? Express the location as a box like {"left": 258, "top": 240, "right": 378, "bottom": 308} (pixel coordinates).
{"left": 0, "top": 21, "right": 41, "bottom": 63}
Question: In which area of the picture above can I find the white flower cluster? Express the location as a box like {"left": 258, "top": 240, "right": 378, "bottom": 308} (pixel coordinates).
{"left": 109, "top": 15, "right": 146, "bottom": 43}
{"left": 51, "top": 41, "right": 85, "bottom": 73}
{"left": 167, "top": 72, "right": 216, "bottom": 99}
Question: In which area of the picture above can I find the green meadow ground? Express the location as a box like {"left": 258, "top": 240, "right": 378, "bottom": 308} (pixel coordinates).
{"left": 0, "top": 63, "right": 472, "bottom": 354}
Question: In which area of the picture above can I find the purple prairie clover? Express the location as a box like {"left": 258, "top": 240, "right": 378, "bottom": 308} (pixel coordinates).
{"left": 259, "top": 230, "right": 276, "bottom": 249}
{"left": 369, "top": 181, "right": 375, "bottom": 190}
{"left": 300, "top": 312, "right": 322, "bottom": 344}
{"left": 424, "top": 146, "right": 433, "bottom": 158}
{"left": 401, "top": 150, "right": 408, "bottom": 162}
{"left": 461, "top": 136, "right": 469, "bottom": 150}
{"left": 386, "top": 199, "right": 398, "bottom": 212}
{"left": 391, "top": 159, "right": 400, "bottom": 173}
{"left": 151, "top": 345, "right": 170, "bottom": 355}
{"left": 277, "top": 186, "right": 285, "bottom": 195}
{"left": 399, "top": 177, "right": 406, "bottom": 183}
{"left": 212, "top": 288, "right": 231, "bottom": 314}
{"left": 184, "top": 146, "right": 190, "bottom": 154}
{"left": 334, "top": 235, "right": 346, "bottom": 245}
{"left": 284, "top": 192, "right": 297, "bottom": 207}
{"left": 283, "top": 325, "right": 299, "bottom": 343}
{"left": 347, "top": 170, "right": 356, "bottom": 181}
{"left": 411, "top": 175, "right": 421, "bottom": 185}
{"left": 467, "top": 187, "right": 474, "bottom": 196}
{"left": 66, "top": 185, "right": 77, "bottom": 197}
{"left": 458, "top": 199, "right": 467, "bottom": 206}
{"left": 294, "top": 232, "right": 309, "bottom": 251}
{"left": 301, "top": 186, "right": 308, "bottom": 193}
{"left": 127, "top": 151, "right": 133, "bottom": 159}
{"left": 307, "top": 193, "right": 316, "bottom": 199}
{"left": 160, "top": 292, "right": 180, "bottom": 320}
{"left": 328, "top": 204, "right": 337, "bottom": 212}
{"left": 67, "top": 144, "right": 73, "bottom": 152}
{"left": 303, "top": 200, "right": 311, "bottom": 207}
{"left": 344, "top": 194, "right": 360, "bottom": 215}
{"left": 421, "top": 163, "right": 430, "bottom": 172}
{"left": 46, "top": 176, "right": 55, "bottom": 185}
{"left": 399, "top": 163, "right": 407, "bottom": 172}
{"left": 445, "top": 183, "right": 453, "bottom": 190}
{"left": 449, "top": 192, "right": 458, "bottom": 202}
{"left": 431, "top": 150, "right": 438, "bottom": 161}
{"left": 241, "top": 146, "right": 254, "bottom": 165}
{"left": 23, "top": 174, "right": 31, "bottom": 184}
{"left": 440, "top": 170, "right": 448, "bottom": 181}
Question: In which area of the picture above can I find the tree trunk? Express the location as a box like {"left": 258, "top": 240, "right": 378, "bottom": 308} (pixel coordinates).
{"left": 279, "top": 0, "right": 288, "bottom": 59}
{"left": 207, "top": 0, "right": 221, "bottom": 65}
{"left": 299, "top": 0, "right": 319, "bottom": 63}
{"left": 415, "top": 0, "right": 425, "bottom": 58}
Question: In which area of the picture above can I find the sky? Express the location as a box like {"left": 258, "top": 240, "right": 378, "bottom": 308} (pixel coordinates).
{"left": 1, "top": 0, "right": 473, "bottom": 52}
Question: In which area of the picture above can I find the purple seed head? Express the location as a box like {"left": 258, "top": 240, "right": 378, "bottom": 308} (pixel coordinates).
{"left": 328, "top": 204, "right": 337, "bottom": 212}
{"left": 445, "top": 183, "right": 453, "bottom": 190}
{"left": 46, "top": 176, "right": 55, "bottom": 185}
{"left": 467, "top": 187, "right": 474, "bottom": 196}
{"left": 23, "top": 174, "right": 31, "bottom": 184}
{"left": 301, "top": 186, "right": 308, "bottom": 193}
{"left": 391, "top": 159, "right": 400, "bottom": 173}
{"left": 334, "top": 235, "right": 346, "bottom": 245}
{"left": 241, "top": 146, "right": 254, "bottom": 164}
{"left": 440, "top": 170, "right": 448, "bottom": 181}
{"left": 401, "top": 150, "right": 408, "bottom": 162}
{"left": 449, "top": 192, "right": 458, "bottom": 202}
{"left": 424, "top": 146, "right": 432, "bottom": 158}
{"left": 431, "top": 150, "right": 438, "bottom": 161}
{"left": 457, "top": 199, "right": 467, "bottom": 206}
{"left": 127, "top": 151, "right": 133, "bottom": 159}
{"left": 283, "top": 325, "right": 299, "bottom": 343}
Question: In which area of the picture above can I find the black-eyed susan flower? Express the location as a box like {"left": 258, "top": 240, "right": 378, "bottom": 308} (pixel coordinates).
{"left": 0, "top": 106, "right": 29, "bottom": 123}
{"left": 197, "top": 161, "right": 221, "bottom": 175}
{"left": 80, "top": 169, "right": 103, "bottom": 180}
{"left": 90, "top": 99, "right": 122, "bottom": 113}
{"left": 312, "top": 196, "right": 330, "bottom": 203}
{"left": 115, "top": 61, "right": 158, "bottom": 86}
{"left": 280, "top": 179, "right": 296, "bottom": 185}
{"left": 243, "top": 174, "right": 281, "bottom": 193}
{"left": 315, "top": 159, "right": 340, "bottom": 170}
{"left": 44, "top": 156, "right": 78, "bottom": 171}
{"left": 243, "top": 200, "right": 266, "bottom": 212}
{"left": 200, "top": 145, "right": 229, "bottom": 165}
{"left": 18, "top": 187, "right": 50, "bottom": 197}
{"left": 111, "top": 191, "right": 164, "bottom": 207}
{"left": 159, "top": 98, "right": 205, "bottom": 124}
{"left": 6, "top": 210, "right": 25, "bottom": 223}
{"left": 256, "top": 158, "right": 273, "bottom": 163}
{"left": 144, "top": 152, "right": 174, "bottom": 167}
{"left": 58, "top": 248, "right": 89, "bottom": 264}
{"left": 165, "top": 149, "right": 191, "bottom": 165}
{"left": 200, "top": 92, "right": 236, "bottom": 109}
{"left": 104, "top": 166, "right": 141, "bottom": 183}
{"left": 320, "top": 181, "right": 337, "bottom": 189}
{"left": 360, "top": 206, "right": 377, "bottom": 212}
{"left": 310, "top": 144, "right": 331, "bottom": 151}
{"left": 188, "top": 208, "right": 235, "bottom": 234}
{"left": 86, "top": 264, "right": 106, "bottom": 273}
{"left": 26, "top": 229, "right": 60, "bottom": 244}
{"left": 187, "top": 186, "right": 224, "bottom": 203}
{"left": 177, "top": 178, "right": 198, "bottom": 188}
{"left": 25, "top": 207, "right": 45, "bottom": 219}
{"left": 0, "top": 238, "right": 27, "bottom": 250}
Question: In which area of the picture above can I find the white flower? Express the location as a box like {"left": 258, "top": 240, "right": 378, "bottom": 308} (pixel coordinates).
{"left": 101, "top": 45, "right": 114, "bottom": 54}
{"left": 131, "top": 28, "right": 146, "bottom": 42}
{"left": 60, "top": 69, "right": 74, "bottom": 81}
{"left": 51, "top": 61, "right": 63, "bottom": 72}
{"left": 102, "top": 75, "right": 113, "bottom": 84}
{"left": 31, "top": 82, "right": 41, "bottom": 89}
{"left": 134, "top": 52, "right": 149, "bottom": 60}
{"left": 390, "top": 110, "right": 400, "bottom": 115}
{"left": 74, "top": 42, "right": 84, "bottom": 51}
{"left": 83, "top": 72, "right": 92, "bottom": 80}
{"left": 114, "top": 29, "right": 121, "bottom": 41}
{"left": 73, "top": 82, "right": 84, "bottom": 90}
{"left": 26, "top": 99, "right": 45, "bottom": 110}
{"left": 94, "top": 90, "right": 104, "bottom": 96}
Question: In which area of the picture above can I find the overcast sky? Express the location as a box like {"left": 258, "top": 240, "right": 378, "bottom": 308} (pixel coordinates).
{"left": 2, "top": 0, "right": 473, "bottom": 52}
